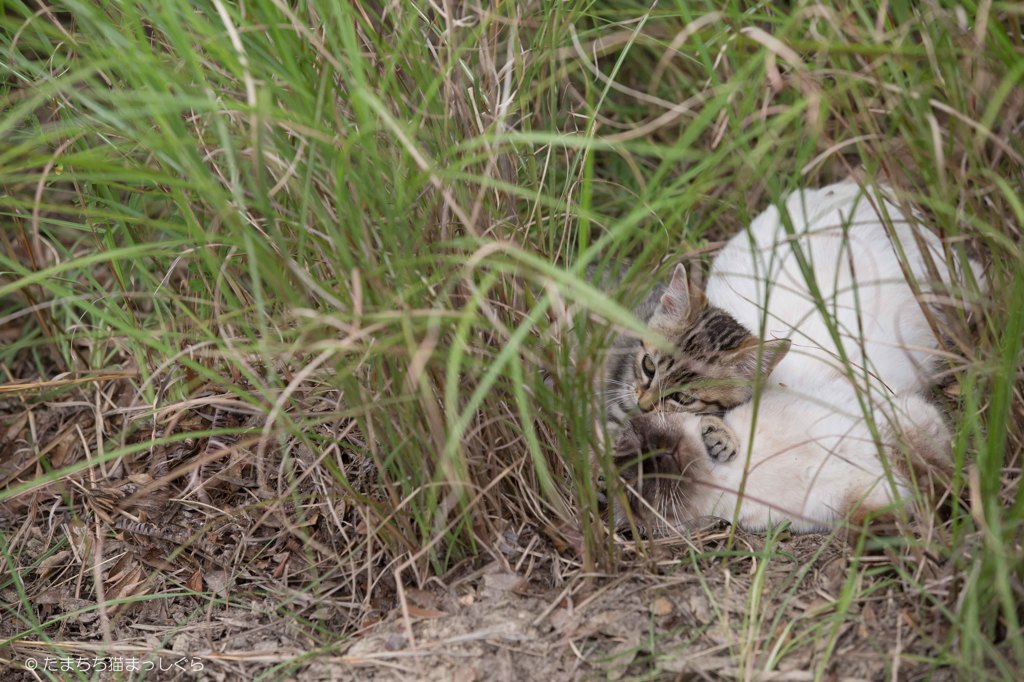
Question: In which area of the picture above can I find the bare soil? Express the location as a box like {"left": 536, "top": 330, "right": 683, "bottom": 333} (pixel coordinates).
{"left": 1, "top": 392, "right": 959, "bottom": 682}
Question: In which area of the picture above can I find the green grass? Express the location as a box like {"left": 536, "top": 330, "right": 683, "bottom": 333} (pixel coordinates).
{"left": 1, "top": 0, "right": 1022, "bottom": 678}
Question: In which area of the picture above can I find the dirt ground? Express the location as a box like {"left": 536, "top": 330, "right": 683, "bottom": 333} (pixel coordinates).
{"left": 0, "top": 388, "right": 972, "bottom": 681}
{"left": 327, "top": 533, "right": 953, "bottom": 682}
{"left": 2, "top": 500, "right": 957, "bottom": 681}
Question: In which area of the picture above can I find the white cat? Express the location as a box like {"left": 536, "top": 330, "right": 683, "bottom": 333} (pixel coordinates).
{"left": 706, "top": 181, "right": 979, "bottom": 398}
{"left": 615, "top": 388, "right": 951, "bottom": 533}
{"left": 614, "top": 182, "right": 977, "bottom": 532}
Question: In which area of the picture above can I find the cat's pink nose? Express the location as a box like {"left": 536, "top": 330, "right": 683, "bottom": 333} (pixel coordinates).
{"left": 637, "top": 392, "right": 655, "bottom": 412}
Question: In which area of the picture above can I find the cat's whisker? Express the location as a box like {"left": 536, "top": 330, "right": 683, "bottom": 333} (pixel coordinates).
{"left": 603, "top": 391, "right": 635, "bottom": 408}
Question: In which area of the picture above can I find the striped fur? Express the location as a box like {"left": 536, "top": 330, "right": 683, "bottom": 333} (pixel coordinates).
{"left": 602, "top": 264, "right": 789, "bottom": 435}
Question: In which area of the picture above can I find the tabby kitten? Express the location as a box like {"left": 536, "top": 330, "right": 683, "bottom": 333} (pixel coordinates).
{"left": 602, "top": 264, "right": 790, "bottom": 434}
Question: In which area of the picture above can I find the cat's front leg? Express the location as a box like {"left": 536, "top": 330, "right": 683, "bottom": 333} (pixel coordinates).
{"left": 699, "top": 415, "right": 739, "bottom": 463}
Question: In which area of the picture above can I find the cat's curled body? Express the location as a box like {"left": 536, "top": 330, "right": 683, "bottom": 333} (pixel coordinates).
{"left": 612, "top": 182, "right": 978, "bottom": 532}
{"left": 614, "top": 387, "right": 951, "bottom": 533}
{"left": 706, "top": 181, "right": 978, "bottom": 396}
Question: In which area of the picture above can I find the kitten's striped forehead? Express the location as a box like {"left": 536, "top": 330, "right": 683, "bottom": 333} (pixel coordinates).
{"left": 669, "top": 307, "right": 752, "bottom": 360}
{"left": 650, "top": 353, "right": 698, "bottom": 384}
{"left": 604, "top": 301, "right": 758, "bottom": 425}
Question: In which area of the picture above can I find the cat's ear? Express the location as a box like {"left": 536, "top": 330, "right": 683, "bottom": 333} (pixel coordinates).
{"left": 659, "top": 264, "right": 706, "bottom": 319}
{"left": 730, "top": 337, "right": 791, "bottom": 381}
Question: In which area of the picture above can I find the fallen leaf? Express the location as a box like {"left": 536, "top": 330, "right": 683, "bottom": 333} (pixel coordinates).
{"left": 106, "top": 564, "right": 144, "bottom": 599}
{"left": 35, "top": 590, "right": 62, "bottom": 606}
{"left": 36, "top": 551, "right": 71, "bottom": 579}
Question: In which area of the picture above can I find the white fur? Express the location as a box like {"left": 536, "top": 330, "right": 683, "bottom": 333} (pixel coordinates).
{"left": 706, "top": 181, "right": 979, "bottom": 397}
{"left": 686, "top": 182, "right": 968, "bottom": 531}
{"left": 690, "top": 387, "right": 941, "bottom": 533}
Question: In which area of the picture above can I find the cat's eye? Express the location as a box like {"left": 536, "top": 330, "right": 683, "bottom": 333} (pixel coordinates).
{"left": 668, "top": 392, "right": 696, "bottom": 405}
{"left": 641, "top": 354, "right": 656, "bottom": 378}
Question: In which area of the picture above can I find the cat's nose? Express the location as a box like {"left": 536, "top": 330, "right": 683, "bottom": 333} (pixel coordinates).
{"left": 637, "top": 391, "right": 655, "bottom": 412}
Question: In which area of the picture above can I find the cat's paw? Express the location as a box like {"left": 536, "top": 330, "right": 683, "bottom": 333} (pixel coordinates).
{"left": 700, "top": 416, "right": 738, "bottom": 463}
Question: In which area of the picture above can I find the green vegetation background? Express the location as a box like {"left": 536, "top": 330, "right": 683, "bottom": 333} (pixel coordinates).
{"left": 1, "top": 1, "right": 1021, "bottom": 677}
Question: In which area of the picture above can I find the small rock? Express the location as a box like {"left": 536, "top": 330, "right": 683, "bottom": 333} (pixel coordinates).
{"left": 651, "top": 596, "right": 673, "bottom": 616}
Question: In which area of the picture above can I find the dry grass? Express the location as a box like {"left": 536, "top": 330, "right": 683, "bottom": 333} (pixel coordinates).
{"left": 1, "top": 1, "right": 1023, "bottom": 680}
